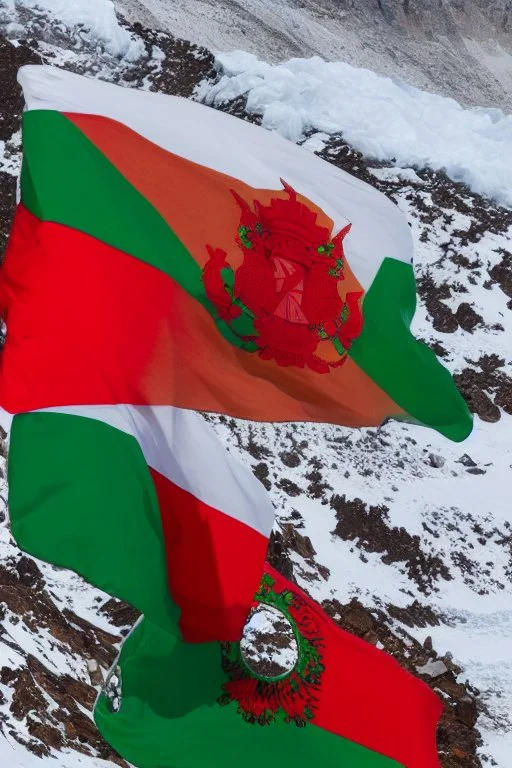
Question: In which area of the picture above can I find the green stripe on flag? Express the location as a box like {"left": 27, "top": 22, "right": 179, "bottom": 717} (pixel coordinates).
{"left": 95, "top": 618, "right": 405, "bottom": 768}
{"left": 20, "top": 110, "right": 253, "bottom": 350}
{"left": 349, "top": 258, "right": 472, "bottom": 442}
{"left": 9, "top": 411, "right": 179, "bottom": 635}
{"left": 9, "top": 412, "right": 408, "bottom": 767}
{"left": 21, "top": 111, "right": 202, "bottom": 297}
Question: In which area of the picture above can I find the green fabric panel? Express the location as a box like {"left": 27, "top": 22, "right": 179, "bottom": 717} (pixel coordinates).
{"left": 96, "top": 618, "right": 404, "bottom": 768}
{"left": 20, "top": 110, "right": 252, "bottom": 351}
{"left": 8, "top": 411, "right": 179, "bottom": 635}
{"left": 21, "top": 110, "right": 204, "bottom": 300}
{"left": 349, "top": 258, "right": 472, "bottom": 442}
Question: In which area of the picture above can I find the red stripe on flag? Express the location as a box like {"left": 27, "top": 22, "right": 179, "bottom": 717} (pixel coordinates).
{"left": 151, "top": 468, "right": 269, "bottom": 643}
{"left": 0, "top": 205, "right": 403, "bottom": 427}
{"left": 260, "top": 566, "right": 442, "bottom": 768}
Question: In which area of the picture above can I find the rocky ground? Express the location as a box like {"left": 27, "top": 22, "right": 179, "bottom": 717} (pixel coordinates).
{"left": 0, "top": 4, "right": 511, "bottom": 768}
{"left": 117, "top": 0, "right": 512, "bottom": 112}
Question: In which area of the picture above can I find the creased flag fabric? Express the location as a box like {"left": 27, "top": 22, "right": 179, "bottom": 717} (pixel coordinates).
{"left": 0, "top": 63, "right": 463, "bottom": 768}
{"left": 95, "top": 565, "right": 442, "bottom": 768}
{"left": 7, "top": 406, "right": 274, "bottom": 643}
{"left": 1, "top": 64, "right": 472, "bottom": 441}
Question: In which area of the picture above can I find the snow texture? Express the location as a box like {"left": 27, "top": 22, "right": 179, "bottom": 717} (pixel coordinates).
{"left": 0, "top": 1, "right": 511, "bottom": 767}
{"left": 202, "top": 51, "right": 512, "bottom": 207}
{"left": 116, "top": 0, "right": 512, "bottom": 113}
{"left": 0, "top": 0, "right": 144, "bottom": 60}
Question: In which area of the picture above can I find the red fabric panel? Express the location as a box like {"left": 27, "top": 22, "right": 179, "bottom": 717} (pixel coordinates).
{"left": 151, "top": 468, "right": 268, "bottom": 643}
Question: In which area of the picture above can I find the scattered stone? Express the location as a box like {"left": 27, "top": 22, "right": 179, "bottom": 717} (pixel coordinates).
{"left": 430, "top": 453, "right": 446, "bottom": 468}
{"left": 457, "top": 454, "right": 477, "bottom": 468}
{"left": 416, "top": 658, "right": 449, "bottom": 678}
{"left": 87, "top": 659, "right": 104, "bottom": 687}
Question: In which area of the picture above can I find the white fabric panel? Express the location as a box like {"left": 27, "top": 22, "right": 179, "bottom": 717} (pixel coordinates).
{"left": 18, "top": 64, "right": 413, "bottom": 290}
{"left": 38, "top": 403, "right": 276, "bottom": 538}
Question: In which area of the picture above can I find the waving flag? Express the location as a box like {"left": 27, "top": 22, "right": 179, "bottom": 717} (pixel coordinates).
{"left": 95, "top": 566, "right": 442, "bottom": 768}
{"left": 0, "top": 64, "right": 465, "bottom": 768}
{"left": 2, "top": 65, "right": 471, "bottom": 440}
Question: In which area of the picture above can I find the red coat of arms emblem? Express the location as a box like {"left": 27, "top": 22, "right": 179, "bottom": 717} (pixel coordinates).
{"left": 202, "top": 181, "right": 363, "bottom": 374}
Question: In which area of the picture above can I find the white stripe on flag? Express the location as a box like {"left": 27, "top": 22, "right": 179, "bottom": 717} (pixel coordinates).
{"left": 18, "top": 64, "right": 413, "bottom": 291}
{"left": 38, "top": 404, "right": 275, "bottom": 538}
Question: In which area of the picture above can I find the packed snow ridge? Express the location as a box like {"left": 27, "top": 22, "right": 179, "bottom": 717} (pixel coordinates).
{"left": 0, "top": 0, "right": 144, "bottom": 60}
{"left": 201, "top": 51, "right": 512, "bottom": 208}
{"left": 5, "top": 0, "right": 512, "bottom": 207}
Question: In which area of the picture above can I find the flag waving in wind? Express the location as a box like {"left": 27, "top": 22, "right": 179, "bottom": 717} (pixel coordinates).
{"left": 0, "top": 64, "right": 471, "bottom": 768}
{"left": 3, "top": 65, "right": 472, "bottom": 439}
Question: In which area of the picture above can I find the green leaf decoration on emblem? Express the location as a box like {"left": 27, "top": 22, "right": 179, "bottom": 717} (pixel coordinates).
{"left": 220, "top": 266, "right": 235, "bottom": 292}
{"left": 332, "top": 336, "right": 345, "bottom": 356}
{"left": 317, "top": 242, "right": 335, "bottom": 255}
{"left": 239, "top": 225, "right": 253, "bottom": 249}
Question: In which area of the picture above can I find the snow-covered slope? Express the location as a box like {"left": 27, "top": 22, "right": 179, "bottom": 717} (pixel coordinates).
{"left": 0, "top": 3, "right": 511, "bottom": 768}
{"left": 201, "top": 51, "right": 512, "bottom": 206}
{"left": 117, "top": 0, "right": 512, "bottom": 112}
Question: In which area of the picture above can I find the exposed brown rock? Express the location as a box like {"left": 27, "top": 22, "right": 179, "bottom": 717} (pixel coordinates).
{"left": 280, "top": 522, "right": 316, "bottom": 560}
{"left": 331, "top": 495, "right": 452, "bottom": 593}
{"left": 252, "top": 461, "right": 272, "bottom": 490}
{"left": 266, "top": 529, "right": 295, "bottom": 582}
{"left": 489, "top": 251, "right": 512, "bottom": 300}
{"left": 455, "top": 302, "right": 482, "bottom": 333}
{"left": 277, "top": 478, "right": 302, "bottom": 497}
{"left": 100, "top": 597, "right": 141, "bottom": 629}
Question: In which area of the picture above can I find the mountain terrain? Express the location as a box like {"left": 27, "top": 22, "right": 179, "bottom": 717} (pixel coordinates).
{"left": 118, "top": 0, "right": 512, "bottom": 111}
{"left": 0, "top": 3, "right": 511, "bottom": 768}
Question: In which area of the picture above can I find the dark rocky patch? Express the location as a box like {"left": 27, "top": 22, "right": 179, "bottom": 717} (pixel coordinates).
{"left": 9, "top": 655, "right": 128, "bottom": 765}
{"left": 123, "top": 23, "right": 215, "bottom": 98}
{"left": 386, "top": 601, "right": 442, "bottom": 629}
{"left": 417, "top": 274, "right": 459, "bottom": 333}
{"left": 305, "top": 460, "right": 332, "bottom": 499}
{"left": 252, "top": 461, "right": 272, "bottom": 490}
{"left": 279, "top": 450, "right": 302, "bottom": 468}
{"left": 0, "top": 35, "right": 42, "bottom": 142}
{"left": 331, "top": 495, "right": 452, "bottom": 593}
{"left": 489, "top": 250, "right": 512, "bottom": 301}
{"left": 0, "top": 561, "right": 118, "bottom": 667}
{"left": 244, "top": 428, "right": 273, "bottom": 460}
{"left": 276, "top": 478, "right": 302, "bottom": 497}
{"left": 0, "top": 35, "right": 42, "bottom": 257}
{"left": 455, "top": 303, "right": 483, "bottom": 333}
{"left": 454, "top": 355, "right": 512, "bottom": 422}
{"left": 266, "top": 529, "right": 295, "bottom": 582}
{"left": 100, "top": 598, "right": 141, "bottom": 629}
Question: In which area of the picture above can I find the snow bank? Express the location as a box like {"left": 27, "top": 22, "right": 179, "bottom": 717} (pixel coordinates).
{"left": 2, "top": 0, "right": 144, "bottom": 60}
{"left": 203, "top": 52, "right": 512, "bottom": 207}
